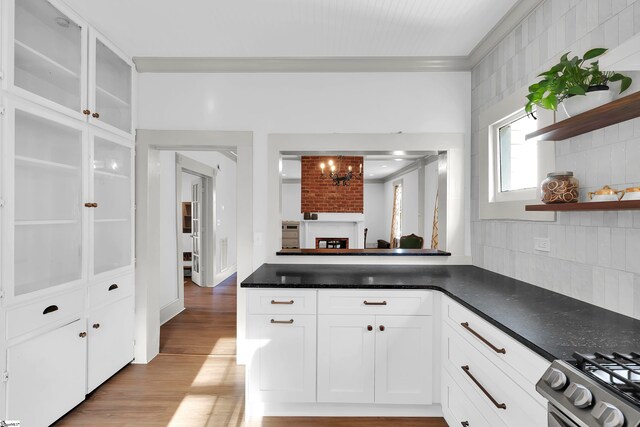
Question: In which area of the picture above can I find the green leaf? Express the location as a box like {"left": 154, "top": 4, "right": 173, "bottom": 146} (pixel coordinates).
{"left": 620, "top": 76, "right": 632, "bottom": 93}
{"left": 541, "top": 94, "right": 558, "bottom": 110}
{"left": 583, "top": 48, "right": 607, "bottom": 60}
{"left": 609, "top": 73, "right": 624, "bottom": 81}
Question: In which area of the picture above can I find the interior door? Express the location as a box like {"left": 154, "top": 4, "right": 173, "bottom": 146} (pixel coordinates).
{"left": 190, "top": 178, "right": 202, "bottom": 285}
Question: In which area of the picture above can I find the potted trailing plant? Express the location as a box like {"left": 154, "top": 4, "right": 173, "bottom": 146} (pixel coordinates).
{"left": 525, "top": 48, "right": 632, "bottom": 118}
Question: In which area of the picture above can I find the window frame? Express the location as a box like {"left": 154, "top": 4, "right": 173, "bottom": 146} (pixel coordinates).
{"left": 479, "top": 86, "right": 556, "bottom": 221}
{"left": 491, "top": 109, "right": 539, "bottom": 203}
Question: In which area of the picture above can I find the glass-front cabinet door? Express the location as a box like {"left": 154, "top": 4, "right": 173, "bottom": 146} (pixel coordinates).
{"left": 6, "top": 102, "right": 87, "bottom": 299}
{"left": 90, "top": 131, "right": 133, "bottom": 277}
{"left": 89, "top": 31, "right": 133, "bottom": 137}
{"left": 10, "top": 0, "right": 87, "bottom": 119}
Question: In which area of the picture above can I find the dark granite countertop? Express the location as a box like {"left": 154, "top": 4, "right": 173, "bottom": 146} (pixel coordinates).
{"left": 276, "top": 248, "right": 451, "bottom": 256}
{"left": 241, "top": 264, "right": 640, "bottom": 362}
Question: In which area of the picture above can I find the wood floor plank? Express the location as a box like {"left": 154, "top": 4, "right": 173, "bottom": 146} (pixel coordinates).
{"left": 55, "top": 275, "right": 448, "bottom": 426}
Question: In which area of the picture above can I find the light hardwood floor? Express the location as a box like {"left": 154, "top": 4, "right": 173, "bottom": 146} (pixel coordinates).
{"left": 55, "top": 275, "right": 448, "bottom": 426}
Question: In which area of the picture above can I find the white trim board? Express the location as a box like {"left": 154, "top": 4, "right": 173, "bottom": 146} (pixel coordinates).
{"left": 135, "top": 130, "right": 253, "bottom": 364}
{"left": 133, "top": 1, "right": 545, "bottom": 73}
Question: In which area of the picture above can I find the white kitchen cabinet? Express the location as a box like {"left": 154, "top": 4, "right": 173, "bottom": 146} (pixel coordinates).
{"left": 87, "top": 296, "right": 134, "bottom": 392}
{"left": 2, "top": 0, "right": 134, "bottom": 137}
{"left": 90, "top": 129, "right": 134, "bottom": 278}
{"left": 1, "top": 100, "right": 134, "bottom": 302}
{"left": 317, "top": 314, "right": 375, "bottom": 403}
{"left": 317, "top": 313, "right": 432, "bottom": 405}
{"left": 2, "top": 100, "right": 87, "bottom": 302}
{"left": 247, "top": 314, "right": 316, "bottom": 403}
{"left": 374, "top": 315, "right": 432, "bottom": 404}
{"left": 6, "top": 319, "right": 87, "bottom": 427}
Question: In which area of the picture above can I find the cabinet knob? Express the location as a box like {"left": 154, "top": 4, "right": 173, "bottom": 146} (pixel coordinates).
{"left": 79, "top": 332, "right": 87, "bottom": 338}
{"left": 82, "top": 109, "right": 91, "bottom": 115}
{"left": 92, "top": 112, "right": 100, "bottom": 118}
{"left": 367, "top": 325, "right": 373, "bottom": 331}
{"left": 379, "top": 325, "right": 385, "bottom": 332}
{"left": 85, "top": 202, "right": 93, "bottom": 207}
{"left": 461, "top": 422, "right": 470, "bottom": 427}
{"left": 92, "top": 323, "right": 100, "bottom": 329}
{"left": 92, "top": 202, "right": 98, "bottom": 208}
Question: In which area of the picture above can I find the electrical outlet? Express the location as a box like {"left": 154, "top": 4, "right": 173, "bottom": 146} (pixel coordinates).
{"left": 534, "top": 237, "right": 550, "bottom": 252}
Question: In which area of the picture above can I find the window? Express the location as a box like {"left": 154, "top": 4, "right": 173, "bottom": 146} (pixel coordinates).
{"left": 479, "top": 86, "right": 555, "bottom": 221}
{"left": 390, "top": 183, "right": 402, "bottom": 247}
{"left": 494, "top": 111, "right": 539, "bottom": 197}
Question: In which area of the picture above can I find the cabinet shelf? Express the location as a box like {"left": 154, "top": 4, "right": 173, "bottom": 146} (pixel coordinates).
{"left": 95, "top": 218, "right": 128, "bottom": 223}
{"left": 96, "top": 86, "right": 130, "bottom": 107}
{"left": 16, "top": 220, "right": 78, "bottom": 226}
{"left": 526, "top": 91, "right": 640, "bottom": 142}
{"left": 14, "top": 40, "right": 80, "bottom": 97}
{"left": 525, "top": 200, "right": 640, "bottom": 211}
{"left": 16, "top": 155, "right": 79, "bottom": 171}
{"left": 94, "top": 169, "right": 129, "bottom": 179}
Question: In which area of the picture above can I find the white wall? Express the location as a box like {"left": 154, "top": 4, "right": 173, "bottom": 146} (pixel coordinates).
{"left": 159, "top": 152, "right": 179, "bottom": 309}
{"left": 470, "top": 0, "right": 640, "bottom": 319}
{"left": 364, "top": 183, "right": 386, "bottom": 245}
{"left": 281, "top": 182, "right": 302, "bottom": 221}
{"left": 138, "top": 72, "right": 471, "bottom": 268}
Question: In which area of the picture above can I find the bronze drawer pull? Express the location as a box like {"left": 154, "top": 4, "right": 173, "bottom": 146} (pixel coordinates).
{"left": 367, "top": 325, "right": 373, "bottom": 331}
{"left": 271, "top": 300, "right": 294, "bottom": 305}
{"left": 92, "top": 112, "right": 100, "bottom": 118}
{"left": 460, "top": 322, "right": 506, "bottom": 354}
{"left": 43, "top": 305, "right": 59, "bottom": 315}
{"left": 461, "top": 422, "right": 469, "bottom": 427}
{"left": 270, "top": 319, "right": 294, "bottom": 324}
{"left": 108, "top": 284, "right": 119, "bottom": 291}
{"left": 461, "top": 365, "right": 507, "bottom": 410}
{"left": 79, "top": 332, "right": 87, "bottom": 338}
{"left": 363, "top": 300, "right": 387, "bottom": 306}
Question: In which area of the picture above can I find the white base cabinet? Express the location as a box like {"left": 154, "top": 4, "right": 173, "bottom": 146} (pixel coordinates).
{"left": 317, "top": 314, "right": 432, "bottom": 405}
{"left": 87, "top": 296, "right": 134, "bottom": 392}
{"left": 7, "top": 319, "right": 87, "bottom": 427}
{"left": 247, "top": 314, "right": 316, "bottom": 403}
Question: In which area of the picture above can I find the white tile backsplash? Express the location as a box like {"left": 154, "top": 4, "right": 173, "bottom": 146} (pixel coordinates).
{"left": 471, "top": 0, "right": 640, "bottom": 320}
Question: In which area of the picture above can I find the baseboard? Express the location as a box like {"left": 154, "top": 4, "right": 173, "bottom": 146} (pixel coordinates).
{"left": 160, "top": 299, "right": 185, "bottom": 325}
{"left": 214, "top": 265, "right": 237, "bottom": 287}
{"left": 246, "top": 402, "right": 443, "bottom": 417}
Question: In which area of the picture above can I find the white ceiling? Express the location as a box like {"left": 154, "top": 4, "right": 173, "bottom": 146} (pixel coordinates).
{"left": 61, "top": 0, "right": 518, "bottom": 58}
{"left": 282, "top": 154, "right": 429, "bottom": 180}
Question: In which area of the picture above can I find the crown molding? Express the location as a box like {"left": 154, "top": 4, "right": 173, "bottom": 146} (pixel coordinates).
{"left": 133, "top": 0, "right": 541, "bottom": 74}
{"left": 133, "top": 56, "right": 471, "bottom": 73}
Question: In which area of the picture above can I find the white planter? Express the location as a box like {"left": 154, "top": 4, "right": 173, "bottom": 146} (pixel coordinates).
{"left": 561, "top": 87, "right": 614, "bottom": 117}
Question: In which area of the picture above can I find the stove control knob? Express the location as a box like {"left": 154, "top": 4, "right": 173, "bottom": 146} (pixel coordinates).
{"left": 543, "top": 368, "right": 568, "bottom": 390}
{"left": 591, "top": 401, "right": 624, "bottom": 427}
{"left": 563, "top": 383, "right": 593, "bottom": 408}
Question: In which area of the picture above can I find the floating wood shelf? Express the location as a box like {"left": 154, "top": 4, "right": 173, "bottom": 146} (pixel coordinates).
{"left": 526, "top": 200, "right": 640, "bottom": 211}
{"left": 526, "top": 91, "right": 640, "bottom": 141}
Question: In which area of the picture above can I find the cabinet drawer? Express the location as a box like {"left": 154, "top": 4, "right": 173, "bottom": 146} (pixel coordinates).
{"left": 444, "top": 297, "right": 549, "bottom": 386}
{"left": 443, "top": 323, "right": 546, "bottom": 427}
{"left": 282, "top": 230, "right": 299, "bottom": 239}
{"left": 7, "top": 289, "right": 84, "bottom": 339}
{"left": 443, "top": 369, "right": 502, "bottom": 427}
{"left": 318, "top": 290, "right": 432, "bottom": 315}
{"left": 248, "top": 290, "right": 317, "bottom": 314}
{"left": 88, "top": 273, "right": 134, "bottom": 308}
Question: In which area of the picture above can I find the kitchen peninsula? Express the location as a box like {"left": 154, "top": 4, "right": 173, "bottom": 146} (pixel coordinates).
{"left": 242, "top": 264, "right": 640, "bottom": 426}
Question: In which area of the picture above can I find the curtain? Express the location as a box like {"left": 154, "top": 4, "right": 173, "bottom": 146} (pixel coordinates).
{"left": 390, "top": 184, "right": 402, "bottom": 248}
{"left": 431, "top": 189, "right": 439, "bottom": 249}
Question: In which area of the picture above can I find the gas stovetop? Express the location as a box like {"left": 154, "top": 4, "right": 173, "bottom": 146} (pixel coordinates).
{"left": 574, "top": 352, "right": 640, "bottom": 407}
{"left": 537, "top": 353, "right": 640, "bottom": 427}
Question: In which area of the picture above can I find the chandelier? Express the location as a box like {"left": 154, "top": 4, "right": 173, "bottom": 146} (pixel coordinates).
{"left": 319, "top": 156, "right": 363, "bottom": 186}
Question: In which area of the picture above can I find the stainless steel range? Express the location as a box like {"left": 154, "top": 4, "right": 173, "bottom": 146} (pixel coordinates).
{"left": 536, "top": 352, "right": 640, "bottom": 427}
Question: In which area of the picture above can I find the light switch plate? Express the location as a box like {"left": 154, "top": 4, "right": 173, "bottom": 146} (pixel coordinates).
{"left": 534, "top": 237, "right": 551, "bottom": 252}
